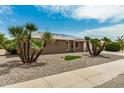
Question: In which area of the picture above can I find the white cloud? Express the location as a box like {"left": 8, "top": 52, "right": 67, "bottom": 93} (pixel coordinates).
{"left": 36, "top": 5, "right": 79, "bottom": 18}
{"left": 36, "top": 5, "right": 124, "bottom": 23}
{"left": 73, "top": 6, "right": 124, "bottom": 23}
{"left": 0, "top": 5, "right": 13, "bottom": 14}
{"left": 80, "top": 24, "right": 124, "bottom": 40}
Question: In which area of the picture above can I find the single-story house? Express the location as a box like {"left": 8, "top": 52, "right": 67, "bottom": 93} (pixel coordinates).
{"left": 32, "top": 32, "right": 87, "bottom": 54}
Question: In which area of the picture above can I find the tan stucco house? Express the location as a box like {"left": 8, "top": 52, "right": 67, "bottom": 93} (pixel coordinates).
{"left": 32, "top": 32, "right": 87, "bottom": 54}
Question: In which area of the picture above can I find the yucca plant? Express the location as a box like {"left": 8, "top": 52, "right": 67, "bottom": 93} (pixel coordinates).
{"left": 117, "top": 35, "right": 124, "bottom": 51}
{"left": 8, "top": 23, "right": 53, "bottom": 64}
{"left": 33, "top": 32, "right": 53, "bottom": 62}
{"left": 84, "top": 37, "right": 110, "bottom": 56}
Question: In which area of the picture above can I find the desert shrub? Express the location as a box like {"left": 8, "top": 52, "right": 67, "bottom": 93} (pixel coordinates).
{"left": 0, "top": 33, "right": 7, "bottom": 49}
{"left": 7, "top": 48, "right": 17, "bottom": 54}
{"left": 5, "top": 39, "right": 17, "bottom": 54}
{"left": 64, "top": 55, "right": 81, "bottom": 61}
{"left": 105, "top": 42, "right": 120, "bottom": 52}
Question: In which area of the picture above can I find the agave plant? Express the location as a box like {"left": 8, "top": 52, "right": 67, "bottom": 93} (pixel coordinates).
{"left": 84, "top": 37, "right": 111, "bottom": 56}
{"left": 8, "top": 23, "right": 53, "bottom": 64}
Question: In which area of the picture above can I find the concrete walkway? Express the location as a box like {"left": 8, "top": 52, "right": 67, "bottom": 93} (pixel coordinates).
{"left": 3, "top": 51, "right": 124, "bottom": 88}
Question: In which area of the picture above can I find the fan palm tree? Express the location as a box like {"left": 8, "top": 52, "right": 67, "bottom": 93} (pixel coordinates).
{"left": 84, "top": 36, "right": 111, "bottom": 56}
{"left": 117, "top": 35, "right": 124, "bottom": 51}
{"left": 8, "top": 26, "right": 28, "bottom": 63}
{"left": 33, "top": 32, "right": 53, "bottom": 62}
{"left": 97, "top": 37, "right": 111, "bottom": 55}
{"left": 8, "top": 23, "right": 53, "bottom": 64}
{"left": 25, "top": 23, "right": 38, "bottom": 62}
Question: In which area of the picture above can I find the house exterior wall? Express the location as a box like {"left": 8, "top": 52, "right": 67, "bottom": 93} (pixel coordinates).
{"left": 42, "top": 40, "right": 69, "bottom": 54}
{"left": 69, "top": 41, "right": 84, "bottom": 52}
{"left": 41, "top": 40, "right": 85, "bottom": 54}
{"left": 75, "top": 41, "right": 84, "bottom": 52}
{"left": 33, "top": 39, "right": 86, "bottom": 54}
{"left": 83, "top": 42, "right": 87, "bottom": 51}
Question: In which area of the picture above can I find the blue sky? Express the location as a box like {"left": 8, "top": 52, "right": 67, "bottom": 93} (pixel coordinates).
{"left": 1, "top": 5, "right": 124, "bottom": 39}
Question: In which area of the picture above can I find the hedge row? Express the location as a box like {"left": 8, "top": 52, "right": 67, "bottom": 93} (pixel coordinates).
{"left": 105, "top": 42, "right": 120, "bottom": 52}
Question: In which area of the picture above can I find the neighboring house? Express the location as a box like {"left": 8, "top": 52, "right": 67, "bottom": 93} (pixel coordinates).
{"left": 32, "top": 32, "right": 87, "bottom": 54}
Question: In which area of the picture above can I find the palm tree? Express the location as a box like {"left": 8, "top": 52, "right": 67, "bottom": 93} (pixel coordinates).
{"left": 117, "top": 35, "right": 124, "bottom": 51}
{"left": 8, "top": 26, "right": 28, "bottom": 63}
{"left": 97, "top": 37, "right": 111, "bottom": 55}
{"left": 84, "top": 36, "right": 111, "bottom": 56}
{"left": 8, "top": 23, "right": 53, "bottom": 64}
{"left": 25, "top": 23, "right": 38, "bottom": 62}
{"left": 33, "top": 32, "right": 53, "bottom": 62}
{"left": 84, "top": 37, "right": 92, "bottom": 55}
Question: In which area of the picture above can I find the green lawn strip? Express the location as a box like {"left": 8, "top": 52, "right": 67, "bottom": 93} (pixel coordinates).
{"left": 64, "top": 55, "right": 81, "bottom": 61}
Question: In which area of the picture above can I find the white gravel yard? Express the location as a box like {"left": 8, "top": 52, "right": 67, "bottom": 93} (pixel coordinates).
{"left": 0, "top": 52, "right": 123, "bottom": 87}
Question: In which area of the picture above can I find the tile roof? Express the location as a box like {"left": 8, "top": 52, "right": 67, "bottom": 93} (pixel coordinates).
{"left": 32, "top": 32, "right": 85, "bottom": 41}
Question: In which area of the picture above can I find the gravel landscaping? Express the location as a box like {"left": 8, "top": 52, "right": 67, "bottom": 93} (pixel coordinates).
{"left": 96, "top": 73, "right": 124, "bottom": 88}
{"left": 0, "top": 52, "right": 123, "bottom": 87}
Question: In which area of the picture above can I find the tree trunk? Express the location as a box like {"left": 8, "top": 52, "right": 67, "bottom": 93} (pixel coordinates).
{"left": 94, "top": 45, "right": 97, "bottom": 56}
{"left": 29, "top": 49, "right": 35, "bottom": 63}
{"left": 23, "top": 41, "right": 27, "bottom": 60}
{"left": 27, "top": 32, "right": 31, "bottom": 62}
{"left": 18, "top": 54, "right": 26, "bottom": 64}
{"left": 86, "top": 41, "right": 92, "bottom": 55}
{"left": 97, "top": 42, "right": 106, "bottom": 55}
{"left": 92, "top": 43, "right": 95, "bottom": 55}
{"left": 17, "top": 40, "right": 26, "bottom": 63}
{"left": 33, "top": 43, "right": 47, "bottom": 62}
{"left": 33, "top": 48, "right": 43, "bottom": 62}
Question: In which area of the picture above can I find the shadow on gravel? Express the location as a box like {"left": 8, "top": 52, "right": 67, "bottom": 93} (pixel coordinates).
{"left": 0, "top": 61, "right": 47, "bottom": 76}
{"left": 82, "top": 54, "right": 110, "bottom": 58}
{"left": 0, "top": 68, "right": 10, "bottom": 76}
{"left": 5, "top": 55, "right": 18, "bottom": 58}
{"left": 19, "top": 63, "right": 47, "bottom": 69}
{"left": 88, "top": 55, "right": 110, "bottom": 58}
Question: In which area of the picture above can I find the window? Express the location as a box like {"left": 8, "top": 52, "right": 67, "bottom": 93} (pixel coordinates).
{"left": 75, "top": 42, "right": 79, "bottom": 48}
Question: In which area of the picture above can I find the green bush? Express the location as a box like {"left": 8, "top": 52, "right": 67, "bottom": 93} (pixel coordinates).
{"left": 0, "top": 33, "right": 7, "bottom": 49}
{"left": 5, "top": 39, "right": 17, "bottom": 54}
{"left": 7, "top": 48, "right": 17, "bottom": 54}
{"left": 64, "top": 55, "right": 81, "bottom": 61}
{"left": 105, "top": 42, "right": 121, "bottom": 52}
